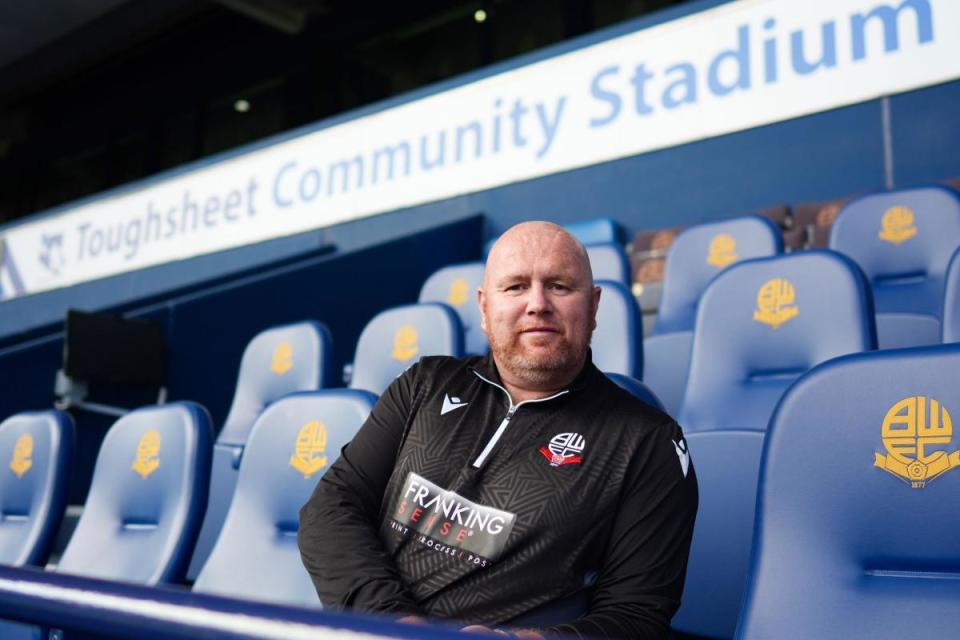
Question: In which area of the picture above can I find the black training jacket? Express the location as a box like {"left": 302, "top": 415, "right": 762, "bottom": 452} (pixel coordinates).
{"left": 299, "top": 354, "right": 698, "bottom": 639}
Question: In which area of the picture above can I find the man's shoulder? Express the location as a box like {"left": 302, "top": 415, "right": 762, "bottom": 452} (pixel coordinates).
{"left": 409, "top": 354, "right": 486, "bottom": 381}
{"left": 584, "top": 371, "right": 679, "bottom": 437}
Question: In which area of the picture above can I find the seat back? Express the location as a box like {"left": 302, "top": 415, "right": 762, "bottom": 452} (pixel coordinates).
{"left": 642, "top": 331, "right": 693, "bottom": 417}
{"left": 593, "top": 280, "right": 642, "bottom": 379}
{"left": 944, "top": 246, "right": 960, "bottom": 343}
{"left": 680, "top": 251, "right": 876, "bottom": 432}
{"left": 672, "top": 430, "right": 764, "bottom": 639}
{"left": 585, "top": 243, "right": 630, "bottom": 286}
{"left": 350, "top": 303, "right": 464, "bottom": 395}
{"left": 0, "top": 411, "right": 74, "bottom": 567}
{"left": 737, "top": 345, "right": 960, "bottom": 640}
{"left": 58, "top": 402, "right": 212, "bottom": 585}
{"left": 830, "top": 187, "right": 960, "bottom": 348}
{"left": 188, "top": 320, "right": 332, "bottom": 580}
{"left": 656, "top": 217, "right": 783, "bottom": 335}
{"left": 603, "top": 373, "right": 663, "bottom": 411}
{"left": 194, "top": 390, "right": 376, "bottom": 606}
{"left": 419, "top": 262, "right": 487, "bottom": 355}
{"left": 484, "top": 218, "right": 621, "bottom": 256}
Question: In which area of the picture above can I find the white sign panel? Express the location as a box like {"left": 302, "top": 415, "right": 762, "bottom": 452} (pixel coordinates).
{"left": 1, "top": 0, "right": 957, "bottom": 299}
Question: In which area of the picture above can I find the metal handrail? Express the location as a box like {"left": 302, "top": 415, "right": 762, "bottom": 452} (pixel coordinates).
{"left": 0, "top": 566, "right": 466, "bottom": 640}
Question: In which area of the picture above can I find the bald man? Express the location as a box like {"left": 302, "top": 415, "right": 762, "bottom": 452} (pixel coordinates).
{"left": 299, "top": 222, "right": 697, "bottom": 639}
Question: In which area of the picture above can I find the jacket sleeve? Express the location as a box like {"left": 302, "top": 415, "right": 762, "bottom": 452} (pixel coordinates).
{"left": 546, "top": 421, "right": 698, "bottom": 640}
{"left": 298, "top": 364, "right": 424, "bottom": 615}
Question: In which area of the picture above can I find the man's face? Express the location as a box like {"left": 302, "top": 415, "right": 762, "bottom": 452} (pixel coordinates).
{"left": 479, "top": 225, "right": 600, "bottom": 387}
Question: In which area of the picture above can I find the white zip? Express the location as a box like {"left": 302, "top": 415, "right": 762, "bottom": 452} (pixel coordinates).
{"left": 471, "top": 371, "right": 569, "bottom": 468}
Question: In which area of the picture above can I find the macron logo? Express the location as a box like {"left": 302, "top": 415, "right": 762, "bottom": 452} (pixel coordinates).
{"left": 674, "top": 437, "right": 690, "bottom": 478}
{"left": 441, "top": 394, "right": 468, "bottom": 416}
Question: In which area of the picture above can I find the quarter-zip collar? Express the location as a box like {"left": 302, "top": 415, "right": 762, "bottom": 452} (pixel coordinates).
{"left": 468, "top": 350, "right": 599, "bottom": 468}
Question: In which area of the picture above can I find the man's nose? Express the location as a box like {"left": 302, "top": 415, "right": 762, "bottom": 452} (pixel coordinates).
{"left": 526, "top": 283, "right": 552, "bottom": 314}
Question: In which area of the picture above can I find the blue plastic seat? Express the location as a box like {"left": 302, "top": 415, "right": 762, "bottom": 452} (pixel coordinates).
{"left": 593, "top": 280, "right": 642, "bottom": 379}
{"left": 680, "top": 250, "right": 876, "bottom": 433}
{"left": 737, "top": 344, "right": 960, "bottom": 640}
{"left": 56, "top": 402, "right": 212, "bottom": 585}
{"left": 188, "top": 320, "right": 333, "bottom": 580}
{"left": 0, "top": 411, "right": 74, "bottom": 567}
{"left": 603, "top": 373, "right": 663, "bottom": 411}
{"left": 585, "top": 243, "right": 630, "bottom": 286}
{"left": 483, "top": 218, "right": 620, "bottom": 256}
{"left": 830, "top": 186, "right": 960, "bottom": 348}
{"left": 672, "top": 429, "right": 764, "bottom": 639}
{"left": 419, "top": 262, "right": 487, "bottom": 355}
{"left": 645, "top": 217, "right": 782, "bottom": 416}
{"left": 349, "top": 303, "right": 464, "bottom": 395}
{"left": 944, "top": 246, "right": 960, "bottom": 343}
{"left": 193, "top": 390, "right": 376, "bottom": 606}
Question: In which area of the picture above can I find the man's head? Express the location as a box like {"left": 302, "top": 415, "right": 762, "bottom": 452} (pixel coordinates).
{"left": 479, "top": 221, "right": 600, "bottom": 394}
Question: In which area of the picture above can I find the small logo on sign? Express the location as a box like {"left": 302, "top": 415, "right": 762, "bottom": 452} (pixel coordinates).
{"left": 38, "top": 233, "right": 66, "bottom": 276}
{"left": 540, "top": 432, "right": 585, "bottom": 467}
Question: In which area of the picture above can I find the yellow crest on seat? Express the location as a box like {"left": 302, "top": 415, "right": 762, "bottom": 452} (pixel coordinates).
{"left": 447, "top": 278, "right": 470, "bottom": 307}
{"left": 878, "top": 206, "right": 917, "bottom": 245}
{"left": 706, "top": 234, "right": 738, "bottom": 268}
{"left": 874, "top": 396, "right": 960, "bottom": 489}
{"left": 132, "top": 430, "right": 161, "bottom": 479}
{"left": 392, "top": 325, "right": 419, "bottom": 362}
{"left": 271, "top": 341, "right": 294, "bottom": 375}
{"left": 753, "top": 278, "right": 799, "bottom": 329}
{"left": 290, "top": 420, "right": 328, "bottom": 479}
{"left": 10, "top": 434, "right": 33, "bottom": 478}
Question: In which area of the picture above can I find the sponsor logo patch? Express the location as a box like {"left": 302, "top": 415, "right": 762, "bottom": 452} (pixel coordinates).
{"left": 539, "top": 432, "right": 585, "bottom": 467}
{"left": 385, "top": 472, "right": 516, "bottom": 567}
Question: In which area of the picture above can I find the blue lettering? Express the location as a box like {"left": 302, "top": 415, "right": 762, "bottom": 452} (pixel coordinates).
{"left": 455, "top": 122, "right": 483, "bottom": 163}
{"left": 509, "top": 99, "right": 529, "bottom": 146}
{"left": 299, "top": 168, "right": 322, "bottom": 202}
{"left": 535, "top": 97, "right": 566, "bottom": 159}
{"left": 708, "top": 25, "right": 751, "bottom": 96}
{"left": 792, "top": 22, "right": 837, "bottom": 75}
{"left": 763, "top": 18, "right": 778, "bottom": 84}
{"left": 630, "top": 64, "right": 656, "bottom": 115}
{"left": 662, "top": 63, "right": 697, "bottom": 109}
{"left": 420, "top": 132, "right": 446, "bottom": 171}
{"left": 273, "top": 162, "right": 296, "bottom": 208}
{"left": 851, "top": 0, "right": 933, "bottom": 61}
{"left": 589, "top": 65, "right": 621, "bottom": 127}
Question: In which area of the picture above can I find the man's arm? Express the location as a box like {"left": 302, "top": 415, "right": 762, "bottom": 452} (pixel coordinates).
{"left": 298, "top": 365, "right": 425, "bottom": 616}
{"left": 546, "top": 421, "right": 698, "bottom": 640}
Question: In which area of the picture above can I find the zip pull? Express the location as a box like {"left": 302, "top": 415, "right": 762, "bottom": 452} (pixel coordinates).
{"left": 472, "top": 405, "right": 517, "bottom": 468}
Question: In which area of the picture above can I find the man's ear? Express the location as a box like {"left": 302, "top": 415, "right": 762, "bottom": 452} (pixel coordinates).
{"left": 478, "top": 287, "right": 487, "bottom": 331}
{"left": 591, "top": 285, "right": 601, "bottom": 330}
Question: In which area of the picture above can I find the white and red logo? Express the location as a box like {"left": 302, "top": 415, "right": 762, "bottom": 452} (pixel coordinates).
{"left": 540, "top": 432, "right": 585, "bottom": 467}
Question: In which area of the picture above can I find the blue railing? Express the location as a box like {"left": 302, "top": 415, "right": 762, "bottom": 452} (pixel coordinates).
{"left": 0, "top": 565, "right": 469, "bottom": 640}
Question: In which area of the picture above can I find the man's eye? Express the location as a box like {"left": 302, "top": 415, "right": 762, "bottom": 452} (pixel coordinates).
{"left": 504, "top": 284, "right": 523, "bottom": 292}
{"left": 548, "top": 283, "right": 570, "bottom": 291}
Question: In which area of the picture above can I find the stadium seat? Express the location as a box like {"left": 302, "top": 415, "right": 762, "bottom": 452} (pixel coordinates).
{"left": 604, "top": 373, "right": 663, "bottom": 411}
{"left": 193, "top": 389, "right": 376, "bottom": 606}
{"left": 0, "top": 410, "right": 74, "bottom": 567}
{"left": 593, "top": 280, "right": 642, "bottom": 379}
{"left": 942, "top": 246, "right": 960, "bottom": 343}
{"left": 56, "top": 402, "right": 212, "bottom": 585}
{"left": 792, "top": 196, "right": 850, "bottom": 248}
{"left": 830, "top": 186, "right": 960, "bottom": 348}
{"left": 188, "top": 320, "right": 333, "bottom": 580}
{"left": 349, "top": 303, "right": 464, "bottom": 395}
{"left": 680, "top": 250, "right": 876, "bottom": 433}
{"left": 737, "top": 344, "right": 960, "bottom": 640}
{"left": 585, "top": 243, "right": 630, "bottom": 286}
{"left": 672, "top": 429, "right": 764, "bottom": 639}
{"left": 419, "top": 262, "right": 487, "bottom": 355}
{"left": 645, "top": 217, "right": 783, "bottom": 416}
{"left": 484, "top": 218, "right": 621, "bottom": 256}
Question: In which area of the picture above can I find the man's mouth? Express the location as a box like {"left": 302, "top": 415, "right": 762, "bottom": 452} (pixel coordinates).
{"left": 520, "top": 327, "right": 560, "bottom": 334}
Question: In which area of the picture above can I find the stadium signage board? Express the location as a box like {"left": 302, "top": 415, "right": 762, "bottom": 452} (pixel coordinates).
{"left": 1, "top": 0, "right": 957, "bottom": 299}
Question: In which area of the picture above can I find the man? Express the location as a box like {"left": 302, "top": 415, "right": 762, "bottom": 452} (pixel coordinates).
{"left": 299, "top": 221, "right": 698, "bottom": 638}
